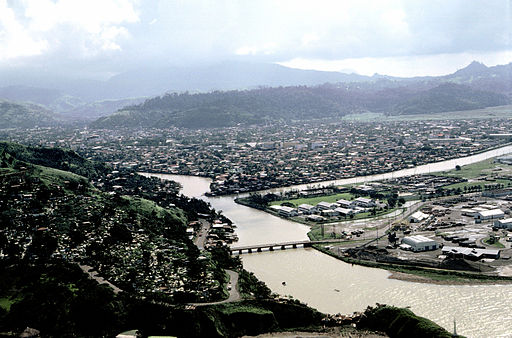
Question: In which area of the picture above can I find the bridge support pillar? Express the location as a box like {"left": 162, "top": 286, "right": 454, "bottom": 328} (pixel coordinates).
{"left": 269, "top": 246, "right": 274, "bottom": 251}
{"left": 292, "top": 244, "right": 297, "bottom": 248}
{"left": 238, "top": 250, "right": 242, "bottom": 255}
{"left": 248, "top": 248, "right": 252, "bottom": 253}
{"left": 257, "top": 247, "right": 262, "bottom": 252}
{"left": 281, "top": 245, "right": 286, "bottom": 250}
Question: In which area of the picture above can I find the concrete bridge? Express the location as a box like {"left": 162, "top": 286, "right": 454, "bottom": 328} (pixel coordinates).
{"left": 230, "top": 239, "right": 343, "bottom": 255}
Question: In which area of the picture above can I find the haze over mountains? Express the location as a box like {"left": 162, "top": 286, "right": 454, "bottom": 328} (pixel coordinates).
{"left": 1, "top": 60, "right": 511, "bottom": 129}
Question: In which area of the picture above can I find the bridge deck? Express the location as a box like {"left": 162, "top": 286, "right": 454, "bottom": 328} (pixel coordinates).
{"left": 230, "top": 239, "right": 343, "bottom": 252}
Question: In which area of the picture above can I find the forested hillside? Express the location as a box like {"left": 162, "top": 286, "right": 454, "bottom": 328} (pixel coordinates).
{"left": 92, "top": 82, "right": 509, "bottom": 129}
{"left": 0, "top": 100, "right": 60, "bottom": 128}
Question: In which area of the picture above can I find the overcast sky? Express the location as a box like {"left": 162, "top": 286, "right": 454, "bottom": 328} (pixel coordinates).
{"left": 1, "top": 0, "right": 511, "bottom": 78}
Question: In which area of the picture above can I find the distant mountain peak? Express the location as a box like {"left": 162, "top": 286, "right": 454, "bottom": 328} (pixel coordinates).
{"left": 453, "top": 60, "right": 488, "bottom": 76}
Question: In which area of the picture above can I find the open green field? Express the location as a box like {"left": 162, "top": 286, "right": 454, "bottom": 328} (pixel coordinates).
{"left": 343, "top": 105, "right": 512, "bottom": 122}
{"left": 436, "top": 158, "right": 507, "bottom": 179}
{"left": 433, "top": 158, "right": 512, "bottom": 191}
{"left": 270, "top": 192, "right": 354, "bottom": 207}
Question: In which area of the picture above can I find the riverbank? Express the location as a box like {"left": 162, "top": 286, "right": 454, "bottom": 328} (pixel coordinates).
{"left": 314, "top": 245, "right": 512, "bottom": 285}
{"left": 210, "top": 142, "right": 512, "bottom": 196}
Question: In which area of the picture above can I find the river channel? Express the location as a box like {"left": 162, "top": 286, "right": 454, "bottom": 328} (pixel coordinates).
{"left": 143, "top": 144, "right": 512, "bottom": 337}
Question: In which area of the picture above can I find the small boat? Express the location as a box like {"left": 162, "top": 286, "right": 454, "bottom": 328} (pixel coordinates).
{"left": 282, "top": 281, "right": 286, "bottom": 286}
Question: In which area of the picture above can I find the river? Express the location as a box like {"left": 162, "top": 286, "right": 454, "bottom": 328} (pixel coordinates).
{"left": 142, "top": 144, "right": 512, "bottom": 337}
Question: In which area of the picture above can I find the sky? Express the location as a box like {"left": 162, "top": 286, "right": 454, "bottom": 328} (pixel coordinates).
{"left": 0, "top": 0, "right": 511, "bottom": 78}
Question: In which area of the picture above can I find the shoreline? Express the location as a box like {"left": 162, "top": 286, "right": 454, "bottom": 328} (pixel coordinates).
{"left": 313, "top": 245, "right": 512, "bottom": 286}
{"left": 387, "top": 270, "right": 512, "bottom": 285}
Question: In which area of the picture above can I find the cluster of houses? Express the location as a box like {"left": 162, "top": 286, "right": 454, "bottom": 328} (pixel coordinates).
{"left": 32, "top": 119, "right": 510, "bottom": 196}
{"left": 187, "top": 220, "right": 238, "bottom": 248}
{"left": 269, "top": 197, "right": 383, "bottom": 221}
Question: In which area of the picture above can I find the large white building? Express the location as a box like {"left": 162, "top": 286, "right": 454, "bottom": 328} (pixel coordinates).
{"left": 475, "top": 209, "right": 505, "bottom": 222}
{"left": 409, "top": 211, "right": 429, "bottom": 223}
{"left": 494, "top": 218, "right": 512, "bottom": 230}
{"left": 401, "top": 235, "right": 439, "bottom": 252}
{"left": 353, "top": 197, "right": 375, "bottom": 208}
{"left": 278, "top": 206, "right": 298, "bottom": 217}
{"left": 316, "top": 201, "right": 337, "bottom": 210}
{"left": 298, "top": 203, "right": 316, "bottom": 214}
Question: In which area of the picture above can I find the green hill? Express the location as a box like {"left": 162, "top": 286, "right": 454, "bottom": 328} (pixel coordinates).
{"left": 0, "top": 142, "right": 226, "bottom": 304}
{"left": 394, "top": 83, "right": 509, "bottom": 115}
{"left": 0, "top": 99, "right": 60, "bottom": 129}
{"left": 0, "top": 141, "right": 107, "bottom": 179}
{"left": 91, "top": 83, "right": 509, "bottom": 129}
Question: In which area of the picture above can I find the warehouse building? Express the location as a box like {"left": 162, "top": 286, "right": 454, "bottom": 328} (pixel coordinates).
{"left": 409, "top": 211, "right": 430, "bottom": 223}
{"left": 494, "top": 218, "right": 512, "bottom": 230}
{"left": 442, "top": 246, "right": 500, "bottom": 260}
{"left": 298, "top": 203, "right": 316, "bottom": 214}
{"left": 401, "top": 235, "right": 439, "bottom": 252}
{"left": 475, "top": 209, "right": 505, "bottom": 222}
{"left": 278, "top": 206, "right": 298, "bottom": 217}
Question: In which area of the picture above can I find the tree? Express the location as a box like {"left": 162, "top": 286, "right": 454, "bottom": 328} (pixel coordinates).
{"left": 387, "top": 196, "right": 397, "bottom": 208}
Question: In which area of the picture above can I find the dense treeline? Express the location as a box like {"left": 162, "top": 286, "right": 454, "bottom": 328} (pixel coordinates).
{"left": 92, "top": 82, "right": 509, "bottom": 129}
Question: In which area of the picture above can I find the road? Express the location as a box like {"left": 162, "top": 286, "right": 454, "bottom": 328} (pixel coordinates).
{"left": 191, "top": 219, "right": 241, "bottom": 305}
{"left": 193, "top": 219, "right": 210, "bottom": 249}
{"left": 190, "top": 269, "right": 240, "bottom": 306}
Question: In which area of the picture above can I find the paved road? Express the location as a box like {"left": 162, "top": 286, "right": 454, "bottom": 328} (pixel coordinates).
{"left": 224, "top": 269, "right": 241, "bottom": 303}
{"left": 190, "top": 269, "right": 240, "bottom": 306}
{"left": 191, "top": 219, "right": 241, "bottom": 306}
{"left": 193, "top": 219, "right": 210, "bottom": 249}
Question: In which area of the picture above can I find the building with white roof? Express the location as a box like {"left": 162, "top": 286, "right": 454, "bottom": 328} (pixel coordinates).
{"left": 409, "top": 211, "right": 430, "bottom": 223}
{"left": 278, "top": 206, "right": 298, "bottom": 217}
{"left": 401, "top": 235, "right": 438, "bottom": 252}
{"left": 475, "top": 209, "right": 505, "bottom": 222}
{"left": 442, "top": 246, "right": 500, "bottom": 260}
{"left": 353, "top": 197, "right": 375, "bottom": 208}
{"left": 298, "top": 203, "right": 316, "bottom": 214}
{"left": 316, "top": 201, "right": 337, "bottom": 210}
{"left": 494, "top": 218, "right": 512, "bottom": 230}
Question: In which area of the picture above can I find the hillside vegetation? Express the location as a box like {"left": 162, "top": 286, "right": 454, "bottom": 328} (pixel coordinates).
{"left": 92, "top": 82, "right": 509, "bottom": 129}
{"left": 0, "top": 100, "right": 60, "bottom": 129}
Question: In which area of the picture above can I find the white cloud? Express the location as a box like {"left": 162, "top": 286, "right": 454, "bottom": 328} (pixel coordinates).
{"left": 0, "top": 0, "right": 139, "bottom": 61}
{"left": 0, "top": 0, "right": 47, "bottom": 60}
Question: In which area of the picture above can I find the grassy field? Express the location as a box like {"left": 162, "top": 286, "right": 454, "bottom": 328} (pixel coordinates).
{"left": 270, "top": 192, "right": 354, "bottom": 207}
{"left": 436, "top": 158, "right": 503, "bottom": 179}
{"left": 433, "top": 158, "right": 512, "bottom": 191}
{"left": 341, "top": 105, "right": 512, "bottom": 122}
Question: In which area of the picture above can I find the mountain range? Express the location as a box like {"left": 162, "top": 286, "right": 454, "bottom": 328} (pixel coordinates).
{"left": 1, "top": 60, "right": 511, "bottom": 128}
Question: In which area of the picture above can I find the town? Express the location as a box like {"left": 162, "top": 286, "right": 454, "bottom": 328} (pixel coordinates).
{"left": 2, "top": 118, "right": 512, "bottom": 196}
